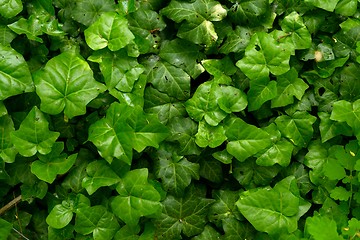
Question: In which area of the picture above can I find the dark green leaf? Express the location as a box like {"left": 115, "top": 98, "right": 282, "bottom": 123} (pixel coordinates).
{"left": 192, "top": 225, "right": 221, "bottom": 239}
{"left": 0, "top": 218, "right": 12, "bottom": 239}
{"left": 247, "top": 76, "right": 277, "bottom": 111}
{"left": 0, "top": 115, "right": 17, "bottom": 163}
{"left": 72, "top": 0, "right": 116, "bottom": 27}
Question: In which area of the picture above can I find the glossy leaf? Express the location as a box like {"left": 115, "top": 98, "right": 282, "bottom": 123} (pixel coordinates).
{"left": 34, "top": 51, "right": 106, "bottom": 119}
{"left": 195, "top": 120, "right": 227, "bottom": 148}
{"left": 46, "top": 203, "right": 73, "bottom": 229}
{"left": 226, "top": 118, "right": 272, "bottom": 162}
{"left": 304, "top": 0, "right": 340, "bottom": 12}
{"left": 319, "top": 112, "right": 352, "bottom": 143}
{"left": 0, "top": 115, "right": 17, "bottom": 163}
{"left": 75, "top": 205, "right": 120, "bottom": 240}
{"left": 236, "top": 32, "right": 291, "bottom": 80}
{"left": 111, "top": 168, "right": 161, "bottom": 226}
{"left": 256, "top": 140, "right": 294, "bottom": 167}
{"left": 11, "top": 107, "right": 59, "bottom": 157}
{"left": 0, "top": 44, "right": 34, "bottom": 100}
{"left": 247, "top": 77, "right": 277, "bottom": 111}
{"left": 72, "top": 0, "right": 116, "bottom": 27}
{"left": 82, "top": 160, "right": 121, "bottom": 195}
{"left": 219, "top": 26, "right": 252, "bottom": 54}
{"left": 84, "top": 12, "right": 135, "bottom": 51}
{"left": 7, "top": 16, "right": 43, "bottom": 42}
{"left": 31, "top": 142, "right": 77, "bottom": 183}
{"left": 0, "top": 25, "right": 16, "bottom": 46}
{"left": 0, "top": 0, "right": 22, "bottom": 18}
{"left": 193, "top": 225, "right": 221, "bottom": 240}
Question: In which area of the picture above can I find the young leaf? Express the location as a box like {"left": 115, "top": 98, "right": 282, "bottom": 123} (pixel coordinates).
{"left": 46, "top": 203, "right": 74, "bottom": 229}
{"left": 75, "top": 205, "right": 120, "bottom": 240}
{"left": 82, "top": 160, "right": 121, "bottom": 195}
{"left": 31, "top": 142, "right": 77, "bottom": 184}
{"left": 225, "top": 118, "right": 272, "bottom": 162}
{"left": 0, "top": 0, "right": 22, "bottom": 18}
{"left": 34, "top": 51, "right": 106, "bottom": 119}
{"left": 0, "top": 115, "right": 17, "bottom": 163}
{"left": 84, "top": 12, "right": 135, "bottom": 51}
{"left": 305, "top": 215, "right": 343, "bottom": 240}
{"left": 195, "top": 120, "right": 227, "bottom": 148}
{"left": 111, "top": 168, "right": 161, "bottom": 226}
{"left": 216, "top": 85, "right": 247, "bottom": 114}
{"left": 330, "top": 186, "right": 352, "bottom": 201}
{"left": 11, "top": 107, "right": 60, "bottom": 157}
{"left": 0, "top": 44, "right": 34, "bottom": 100}
{"left": 256, "top": 140, "right": 294, "bottom": 167}
{"left": 236, "top": 32, "right": 291, "bottom": 80}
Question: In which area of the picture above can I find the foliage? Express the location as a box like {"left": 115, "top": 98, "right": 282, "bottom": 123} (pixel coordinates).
{"left": 2, "top": 0, "right": 360, "bottom": 239}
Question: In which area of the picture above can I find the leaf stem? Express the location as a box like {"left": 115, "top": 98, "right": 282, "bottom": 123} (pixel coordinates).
{"left": 0, "top": 195, "right": 22, "bottom": 216}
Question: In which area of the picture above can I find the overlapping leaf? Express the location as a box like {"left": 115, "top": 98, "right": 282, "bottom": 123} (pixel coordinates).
{"left": 0, "top": 115, "right": 17, "bottom": 163}
{"left": 72, "top": 0, "right": 116, "bottom": 27}
{"left": 0, "top": 0, "right": 22, "bottom": 18}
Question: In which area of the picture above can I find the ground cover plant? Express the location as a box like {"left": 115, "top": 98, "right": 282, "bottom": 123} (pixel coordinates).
{"left": 2, "top": 0, "right": 360, "bottom": 239}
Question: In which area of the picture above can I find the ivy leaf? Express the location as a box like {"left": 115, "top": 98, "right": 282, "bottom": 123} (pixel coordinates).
{"left": 75, "top": 205, "right": 120, "bottom": 240}
{"left": 219, "top": 26, "right": 252, "bottom": 54}
{"left": 193, "top": 225, "right": 221, "bottom": 240}
{"left": 0, "top": 218, "right": 12, "bottom": 239}
{"left": 0, "top": 0, "right": 22, "bottom": 18}
{"left": 275, "top": 111, "right": 317, "bottom": 148}
{"left": 247, "top": 76, "right": 277, "bottom": 111}
{"left": 216, "top": 85, "right": 247, "bottom": 114}
{"left": 82, "top": 160, "right": 121, "bottom": 195}
{"left": 222, "top": 218, "right": 256, "bottom": 240}
{"left": 335, "top": 0, "right": 357, "bottom": 16}
{"left": 11, "top": 107, "right": 60, "bottom": 157}
{"left": 46, "top": 203, "right": 74, "bottom": 229}
{"left": 256, "top": 140, "right": 294, "bottom": 167}
{"left": 280, "top": 11, "right": 312, "bottom": 49}
{"left": 208, "top": 190, "right": 241, "bottom": 224}
{"left": 147, "top": 60, "right": 191, "bottom": 101}
{"left": 271, "top": 68, "right": 309, "bottom": 108}
{"left": 225, "top": 118, "right": 272, "bottom": 162}
{"left": 155, "top": 144, "right": 200, "bottom": 196}
{"left": 0, "top": 115, "right": 17, "bottom": 163}
{"left": 185, "top": 81, "right": 227, "bottom": 126}
{"left": 88, "top": 49, "right": 144, "bottom": 93}
{"left": 154, "top": 185, "right": 215, "bottom": 239}
{"left": 330, "top": 186, "right": 352, "bottom": 201}
{"left": 7, "top": 16, "right": 43, "bottom": 42}
{"left": 0, "top": 44, "right": 34, "bottom": 100}
{"left": 111, "top": 168, "right": 161, "bottom": 226}
{"left": 319, "top": 112, "right": 352, "bottom": 143}
{"left": 88, "top": 102, "right": 134, "bottom": 164}
{"left": 195, "top": 120, "right": 227, "bottom": 148}
{"left": 72, "top": 0, "right": 116, "bottom": 27}
{"left": 236, "top": 32, "right": 291, "bottom": 80}
{"left": 159, "top": 39, "right": 205, "bottom": 79}
{"left": 228, "top": 0, "right": 269, "bottom": 25}
{"left": 84, "top": 12, "right": 135, "bottom": 51}
{"left": 305, "top": 215, "right": 343, "bottom": 240}
{"left": 339, "top": 63, "right": 360, "bottom": 102}
{"left": 31, "top": 142, "right": 77, "bottom": 184}
{"left": 34, "top": 51, "right": 106, "bottom": 119}
{"left": 304, "top": 0, "right": 340, "bottom": 12}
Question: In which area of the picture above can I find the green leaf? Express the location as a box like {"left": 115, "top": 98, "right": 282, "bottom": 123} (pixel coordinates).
{"left": 11, "top": 107, "right": 60, "bottom": 157}
{"left": 228, "top": 0, "right": 269, "bottom": 25}
{"left": 7, "top": 16, "right": 43, "bottom": 42}
{"left": 222, "top": 218, "right": 256, "bottom": 240}
{"left": 247, "top": 76, "right": 277, "bottom": 111}
{"left": 208, "top": 190, "right": 241, "bottom": 224}
{"left": 75, "top": 205, "right": 120, "bottom": 240}
{"left": 304, "top": 0, "right": 340, "bottom": 12}
{"left": 185, "top": 81, "right": 227, "bottom": 126}
{"left": 236, "top": 32, "right": 291, "bottom": 80}
{"left": 339, "top": 63, "right": 360, "bottom": 101}
{"left": 0, "top": 115, "right": 17, "bottom": 163}
{"left": 0, "top": 218, "right": 12, "bottom": 239}
{"left": 319, "top": 112, "right": 352, "bottom": 143}
{"left": 46, "top": 203, "right": 73, "bottom": 229}
{"left": 20, "top": 181, "right": 48, "bottom": 201}
{"left": 0, "top": 44, "right": 34, "bottom": 100}
{"left": 275, "top": 111, "right": 317, "bottom": 148}
{"left": 271, "top": 68, "right": 308, "bottom": 108}
{"left": 159, "top": 39, "right": 205, "bottom": 79}
{"left": 84, "top": 12, "right": 135, "bottom": 51}
{"left": 192, "top": 225, "right": 221, "bottom": 240}
{"left": 72, "top": 0, "right": 116, "bottom": 27}
{"left": 147, "top": 60, "right": 191, "bottom": 101}
{"left": 305, "top": 215, "right": 343, "bottom": 240}
{"left": 330, "top": 186, "right": 352, "bottom": 201}
{"left": 31, "top": 142, "right": 77, "bottom": 183}
{"left": 88, "top": 49, "right": 144, "bottom": 93}
{"left": 34, "top": 51, "right": 106, "bottom": 119}
{"left": 0, "top": 25, "right": 16, "bottom": 46}
{"left": 335, "top": 0, "right": 357, "bottom": 16}
{"left": 154, "top": 185, "right": 215, "bottom": 239}
{"left": 0, "top": 0, "right": 22, "bottom": 18}
{"left": 219, "top": 26, "right": 252, "bottom": 54}
{"left": 256, "top": 140, "right": 294, "bottom": 167}
{"left": 225, "top": 118, "right": 272, "bottom": 162}
{"left": 199, "top": 157, "right": 223, "bottom": 183}
{"left": 280, "top": 11, "right": 312, "bottom": 49}
{"left": 216, "top": 85, "right": 247, "bottom": 114}
{"left": 323, "top": 158, "right": 346, "bottom": 180}
{"left": 82, "top": 160, "right": 121, "bottom": 195}
{"left": 195, "top": 120, "right": 227, "bottom": 148}
{"left": 111, "top": 168, "right": 161, "bottom": 226}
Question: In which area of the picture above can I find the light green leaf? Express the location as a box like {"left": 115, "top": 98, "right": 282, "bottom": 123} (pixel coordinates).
{"left": 34, "top": 51, "right": 106, "bottom": 119}
{"left": 111, "top": 168, "right": 161, "bottom": 226}
{"left": 304, "top": 0, "right": 340, "bottom": 12}
{"left": 72, "top": 0, "right": 116, "bottom": 27}
{"left": 31, "top": 142, "right": 77, "bottom": 183}
{"left": 226, "top": 118, "right": 272, "bottom": 162}
{"left": 305, "top": 215, "right": 343, "bottom": 240}
{"left": 319, "top": 112, "right": 352, "bottom": 143}
{"left": 7, "top": 16, "right": 43, "bottom": 42}
{"left": 154, "top": 143, "right": 199, "bottom": 196}
{"left": 216, "top": 85, "right": 247, "bottom": 114}
{"left": 84, "top": 12, "right": 135, "bottom": 51}
{"left": 236, "top": 32, "right": 291, "bottom": 80}
{"left": 330, "top": 186, "right": 352, "bottom": 201}
{"left": 280, "top": 11, "right": 312, "bottom": 49}
{"left": 159, "top": 39, "right": 205, "bottom": 79}
{"left": 256, "top": 140, "right": 294, "bottom": 167}
{"left": 75, "top": 205, "right": 120, "bottom": 240}
{"left": 82, "top": 160, "right": 121, "bottom": 195}
{"left": 201, "top": 56, "right": 237, "bottom": 83}
{"left": 247, "top": 77, "right": 277, "bottom": 111}
{"left": 0, "top": 115, "right": 17, "bottom": 163}
{"left": 271, "top": 68, "right": 308, "bottom": 108}
{"left": 275, "top": 111, "right": 317, "bottom": 148}
{"left": 88, "top": 49, "right": 144, "bottom": 93}
{"left": 154, "top": 185, "right": 215, "bottom": 239}
{"left": 11, "top": 107, "right": 60, "bottom": 157}
{"left": 185, "top": 81, "right": 227, "bottom": 126}
{"left": 46, "top": 203, "right": 73, "bottom": 229}
{"left": 335, "top": 0, "right": 357, "bottom": 16}
{"left": 88, "top": 102, "right": 135, "bottom": 165}
{"left": 147, "top": 60, "right": 191, "bottom": 101}
{"left": 0, "top": 218, "right": 12, "bottom": 239}
{"left": 0, "top": 0, "right": 22, "bottom": 18}
{"left": 195, "top": 120, "right": 227, "bottom": 148}
{"left": 0, "top": 25, "right": 16, "bottom": 46}
{"left": 0, "top": 44, "right": 34, "bottom": 100}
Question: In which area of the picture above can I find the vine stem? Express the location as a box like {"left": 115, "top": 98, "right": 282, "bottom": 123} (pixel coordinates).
{"left": 0, "top": 195, "right": 22, "bottom": 216}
